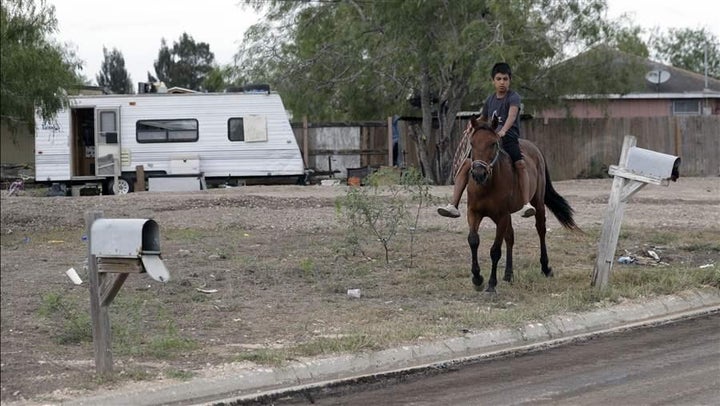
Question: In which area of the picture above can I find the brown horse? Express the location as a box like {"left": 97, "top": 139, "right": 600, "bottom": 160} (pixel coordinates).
{"left": 465, "top": 117, "right": 578, "bottom": 293}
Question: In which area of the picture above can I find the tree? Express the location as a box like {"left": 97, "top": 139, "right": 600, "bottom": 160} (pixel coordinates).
{"left": 153, "top": 33, "right": 215, "bottom": 90}
{"left": 239, "top": 0, "right": 626, "bottom": 184}
{"left": 0, "top": 0, "right": 81, "bottom": 131}
{"left": 96, "top": 46, "right": 133, "bottom": 94}
{"left": 202, "top": 65, "right": 235, "bottom": 92}
{"left": 651, "top": 28, "right": 720, "bottom": 79}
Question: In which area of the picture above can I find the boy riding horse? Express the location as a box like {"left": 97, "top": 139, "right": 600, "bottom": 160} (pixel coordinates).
{"left": 438, "top": 62, "right": 535, "bottom": 219}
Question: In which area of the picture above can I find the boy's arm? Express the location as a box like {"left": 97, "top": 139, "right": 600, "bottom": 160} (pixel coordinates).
{"left": 498, "top": 105, "right": 519, "bottom": 138}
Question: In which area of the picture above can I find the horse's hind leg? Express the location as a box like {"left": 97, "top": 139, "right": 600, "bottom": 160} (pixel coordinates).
{"left": 535, "top": 207, "right": 553, "bottom": 277}
{"left": 503, "top": 224, "right": 515, "bottom": 283}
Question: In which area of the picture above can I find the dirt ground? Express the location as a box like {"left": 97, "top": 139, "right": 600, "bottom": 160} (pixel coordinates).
{"left": 1, "top": 177, "right": 719, "bottom": 405}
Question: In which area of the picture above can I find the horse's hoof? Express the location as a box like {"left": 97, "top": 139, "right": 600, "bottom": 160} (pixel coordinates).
{"left": 485, "top": 286, "right": 496, "bottom": 294}
{"left": 472, "top": 276, "right": 484, "bottom": 287}
{"left": 503, "top": 274, "right": 513, "bottom": 283}
{"left": 544, "top": 268, "right": 554, "bottom": 278}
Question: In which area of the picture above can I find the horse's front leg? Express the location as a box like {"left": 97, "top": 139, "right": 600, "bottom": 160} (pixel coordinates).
{"left": 467, "top": 212, "right": 483, "bottom": 289}
{"left": 487, "top": 215, "right": 511, "bottom": 293}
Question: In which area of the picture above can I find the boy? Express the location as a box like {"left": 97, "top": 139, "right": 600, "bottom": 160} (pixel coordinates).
{"left": 437, "top": 62, "right": 535, "bottom": 218}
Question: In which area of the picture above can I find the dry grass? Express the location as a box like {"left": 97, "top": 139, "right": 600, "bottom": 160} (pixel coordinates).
{"left": 1, "top": 179, "right": 718, "bottom": 403}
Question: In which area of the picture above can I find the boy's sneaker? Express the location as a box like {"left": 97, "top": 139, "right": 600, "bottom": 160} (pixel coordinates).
{"left": 517, "top": 203, "right": 536, "bottom": 218}
{"left": 437, "top": 204, "right": 460, "bottom": 218}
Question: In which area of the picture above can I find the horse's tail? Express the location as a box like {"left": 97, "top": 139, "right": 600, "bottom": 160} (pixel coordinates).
{"left": 544, "top": 162, "right": 579, "bottom": 231}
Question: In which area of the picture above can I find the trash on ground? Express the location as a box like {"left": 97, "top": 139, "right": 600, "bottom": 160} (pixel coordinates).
{"left": 347, "top": 288, "right": 361, "bottom": 298}
{"left": 196, "top": 288, "right": 218, "bottom": 294}
{"left": 645, "top": 249, "right": 660, "bottom": 261}
{"left": 617, "top": 256, "right": 635, "bottom": 264}
{"left": 65, "top": 267, "right": 82, "bottom": 285}
{"left": 699, "top": 263, "right": 715, "bottom": 269}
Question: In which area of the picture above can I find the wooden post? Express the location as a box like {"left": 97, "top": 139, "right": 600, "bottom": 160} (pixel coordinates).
{"left": 674, "top": 117, "right": 682, "bottom": 157}
{"left": 387, "top": 116, "right": 393, "bottom": 167}
{"left": 303, "top": 115, "right": 309, "bottom": 169}
{"left": 85, "top": 211, "right": 113, "bottom": 375}
{"left": 135, "top": 165, "right": 145, "bottom": 192}
{"left": 592, "top": 135, "right": 640, "bottom": 289}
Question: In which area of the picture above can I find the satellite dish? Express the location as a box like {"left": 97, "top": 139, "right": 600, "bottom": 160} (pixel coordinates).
{"left": 645, "top": 70, "right": 671, "bottom": 85}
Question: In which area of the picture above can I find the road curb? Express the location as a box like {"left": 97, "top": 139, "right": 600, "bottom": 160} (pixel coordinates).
{"left": 64, "top": 289, "right": 720, "bottom": 406}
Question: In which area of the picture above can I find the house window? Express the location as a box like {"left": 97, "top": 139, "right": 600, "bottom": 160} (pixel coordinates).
{"left": 136, "top": 119, "right": 198, "bottom": 143}
{"left": 228, "top": 118, "right": 244, "bottom": 141}
{"left": 672, "top": 100, "right": 700, "bottom": 115}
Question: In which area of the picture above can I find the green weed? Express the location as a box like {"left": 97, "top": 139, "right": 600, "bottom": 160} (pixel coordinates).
{"left": 37, "top": 292, "right": 92, "bottom": 344}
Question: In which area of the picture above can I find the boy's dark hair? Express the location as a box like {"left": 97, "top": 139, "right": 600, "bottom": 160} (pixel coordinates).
{"left": 491, "top": 62, "right": 512, "bottom": 79}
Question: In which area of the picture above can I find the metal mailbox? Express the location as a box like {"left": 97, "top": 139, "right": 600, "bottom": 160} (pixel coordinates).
{"left": 90, "top": 218, "right": 170, "bottom": 282}
{"left": 625, "top": 147, "right": 680, "bottom": 182}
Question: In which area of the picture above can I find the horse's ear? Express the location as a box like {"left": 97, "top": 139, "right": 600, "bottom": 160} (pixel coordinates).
{"left": 490, "top": 112, "right": 500, "bottom": 130}
{"left": 467, "top": 115, "right": 478, "bottom": 130}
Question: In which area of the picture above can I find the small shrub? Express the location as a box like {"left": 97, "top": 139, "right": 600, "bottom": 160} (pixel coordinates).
{"left": 37, "top": 292, "right": 92, "bottom": 344}
{"left": 335, "top": 167, "right": 432, "bottom": 265}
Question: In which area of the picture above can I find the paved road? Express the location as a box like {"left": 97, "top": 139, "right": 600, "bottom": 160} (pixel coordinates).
{"left": 276, "top": 314, "right": 720, "bottom": 405}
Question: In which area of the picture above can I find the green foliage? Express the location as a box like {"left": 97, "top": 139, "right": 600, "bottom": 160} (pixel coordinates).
{"left": 37, "top": 289, "right": 198, "bottom": 359}
{"left": 335, "top": 167, "right": 432, "bottom": 264}
{"left": 238, "top": 0, "right": 631, "bottom": 184}
{"left": 164, "top": 369, "right": 196, "bottom": 380}
{"left": 153, "top": 32, "right": 215, "bottom": 90}
{"left": 202, "top": 65, "right": 234, "bottom": 92}
{"left": 0, "top": 0, "right": 82, "bottom": 132}
{"left": 234, "top": 349, "right": 288, "bottom": 367}
{"left": 651, "top": 28, "right": 720, "bottom": 78}
{"left": 37, "top": 292, "right": 92, "bottom": 344}
{"left": 96, "top": 46, "right": 133, "bottom": 94}
{"left": 146, "top": 333, "right": 197, "bottom": 359}
{"left": 299, "top": 257, "right": 315, "bottom": 279}
{"left": 400, "top": 167, "right": 434, "bottom": 267}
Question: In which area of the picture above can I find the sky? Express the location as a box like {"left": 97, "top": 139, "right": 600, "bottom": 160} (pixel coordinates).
{"left": 49, "top": 0, "right": 720, "bottom": 87}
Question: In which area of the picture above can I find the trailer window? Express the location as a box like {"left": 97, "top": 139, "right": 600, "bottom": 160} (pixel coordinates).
{"left": 228, "top": 118, "right": 244, "bottom": 141}
{"left": 137, "top": 119, "right": 198, "bottom": 143}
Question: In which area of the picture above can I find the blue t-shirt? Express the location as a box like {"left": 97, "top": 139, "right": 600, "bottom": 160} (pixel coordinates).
{"left": 480, "top": 90, "right": 521, "bottom": 138}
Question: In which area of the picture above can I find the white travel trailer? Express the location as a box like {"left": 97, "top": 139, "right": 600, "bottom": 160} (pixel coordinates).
{"left": 35, "top": 89, "right": 306, "bottom": 194}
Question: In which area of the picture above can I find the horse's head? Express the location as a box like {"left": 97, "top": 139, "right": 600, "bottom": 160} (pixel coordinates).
{"left": 468, "top": 116, "right": 501, "bottom": 185}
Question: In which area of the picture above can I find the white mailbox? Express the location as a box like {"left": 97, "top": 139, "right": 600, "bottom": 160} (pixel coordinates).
{"left": 90, "top": 219, "right": 170, "bottom": 282}
{"left": 625, "top": 147, "right": 680, "bottom": 182}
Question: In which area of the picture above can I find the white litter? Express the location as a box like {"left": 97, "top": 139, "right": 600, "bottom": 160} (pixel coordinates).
{"left": 66, "top": 267, "right": 82, "bottom": 285}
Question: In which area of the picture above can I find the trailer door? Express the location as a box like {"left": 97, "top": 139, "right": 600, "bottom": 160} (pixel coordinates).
{"left": 95, "top": 108, "right": 121, "bottom": 177}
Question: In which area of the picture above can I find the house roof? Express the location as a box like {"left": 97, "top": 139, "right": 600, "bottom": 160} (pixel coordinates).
{"left": 549, "top": 46, "right": 720, "bottom": 99}
{"left": 638, "top": 60, "right": 720, "bottom": 94}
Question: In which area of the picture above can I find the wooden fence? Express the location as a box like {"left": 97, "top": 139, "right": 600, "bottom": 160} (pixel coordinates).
{"left": 291, "top": 119, "right": 392, "bottom": 179}
{"left": 523, "top": 116, "right": 720, "bottom": 179}
{"left": 293, "top": 115, "right": 719, "bottom": 181}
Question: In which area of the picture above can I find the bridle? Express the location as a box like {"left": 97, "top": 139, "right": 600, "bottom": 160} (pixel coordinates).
{"left": 469, "top": 126, "right": 501, "bottom": 178}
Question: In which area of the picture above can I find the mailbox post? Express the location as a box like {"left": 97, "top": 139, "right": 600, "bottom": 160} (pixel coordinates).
{"left": 84, "top": 212, "right": 170, "bottom": 375}
{"left": 592, "top": 135, "right": 680, "bottom": 289}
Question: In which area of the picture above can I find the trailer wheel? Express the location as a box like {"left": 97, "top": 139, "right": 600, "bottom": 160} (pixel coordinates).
{"left": 108, "top": 177, "right": 133, "bottom": 195}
